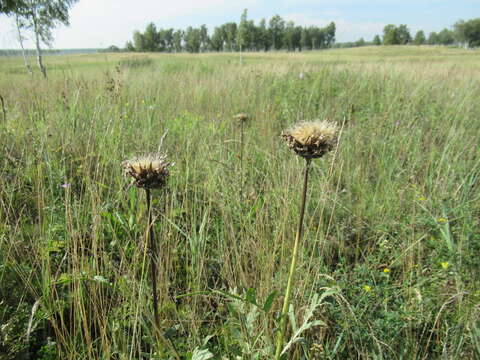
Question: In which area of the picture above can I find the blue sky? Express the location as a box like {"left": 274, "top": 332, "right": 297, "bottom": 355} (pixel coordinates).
{"left": 0, "top": 0, "right": 479, "bottom": 49}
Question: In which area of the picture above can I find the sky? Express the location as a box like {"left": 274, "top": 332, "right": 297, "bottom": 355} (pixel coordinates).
{"left": 0, "top": 0, "right": 479, "bottom": 49}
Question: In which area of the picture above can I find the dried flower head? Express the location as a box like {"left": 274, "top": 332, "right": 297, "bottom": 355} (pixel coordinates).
{"left": 122, "top": 154, "right": 172, "bottom": 189}
{"left": 234, "top": 113, "right": 249, "bottom": 123}
{"left": 282, "top": 120, "right": 338, "bottom": 159}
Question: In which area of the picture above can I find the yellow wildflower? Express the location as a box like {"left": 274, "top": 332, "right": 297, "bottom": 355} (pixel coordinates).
{"left": 440, "top": 262, "right": 449, "bottom": 270}
{"left": 363, "top": 285, "right": 372, "bottom": 292}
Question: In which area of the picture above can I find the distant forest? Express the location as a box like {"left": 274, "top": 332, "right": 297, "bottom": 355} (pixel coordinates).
{"left": 123, "top": 11, "right": 480, "bottom": 53}
{"left": 125, "top": 10, "right": 336, "bottom": 53}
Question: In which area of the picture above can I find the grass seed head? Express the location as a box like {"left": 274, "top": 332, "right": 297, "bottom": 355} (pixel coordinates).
{"left": 122, "top": 154, "right": 172, "bottom": 189}
{"left": 281, "top": 120, "right": 338, "bottom": 159}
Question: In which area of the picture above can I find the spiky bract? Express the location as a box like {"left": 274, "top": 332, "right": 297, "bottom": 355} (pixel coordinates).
{"left": 282, "top": 120, "right": 338, "bottom": 159}
{"left": 123, "top": 154, "right": 172, "bottom": 189}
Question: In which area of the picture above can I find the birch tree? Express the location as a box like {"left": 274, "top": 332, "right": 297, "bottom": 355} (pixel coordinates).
{"left": 15, "top": 0, "right": 78, "bottom": 78}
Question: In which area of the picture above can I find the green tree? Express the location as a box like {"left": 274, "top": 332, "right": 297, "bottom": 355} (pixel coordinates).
{"left": 106, "top": 45, "right": 120, "bottom": 52}
{"left": 210, "top": 26, "right": 224, "bottom": 52}
{"left": 454, "top": 18, "right": 480, "bottom": 48}
{"left": 383, "top": 24, "right": 399, "bottom": 45}
{"left": 223, "top": 22, "right": 237, "bottom": 51}
{"left": 133, "top": 30, "right": 146, "bottom": 51}
{"left": 257, "top": 18, "right": 270, "bottom": 51}
{"left": 413, "top": 30, "right": 426, "bottom": 45}
{"left": 14, "top": 0, "right": 79, "bottom": 78}
{"left": 269, "top": 14, "right": 285, "bottom": 50}
{"left": 199, "top": 24, "right": 209, "bottom": 52}
{"left": 0, "top": 0, "right": 26, "bottom": 14}
{"left": 325, "top": 21, "right": 336, "bottom": 47}
{"left": 293, "top": 26, "right": 303, "bottom": 50}
{"left": 454, "top": 20, "right": 467, "bottom": 47}
{"left": 185, "top": 26, "right": 201, "bottom": 53}
{"left": 301, "top": 27, "right": 312, "bottom": 50}
{"left": 437, "top": 28, "right": 455, "bottom": 45}
{"left": 172, "top": 30, "right": 183, "bottom": 52}
{"left": 355, "top": 37, "right": 366, "bottom": 47}
{"left": 309, "top": 26, "right": 325, "bottom": 49}
{"left": 397, "top": 24, "right": 411, "bottom": 44}
{"left": 373, "top": 34, "right": 382, "bottom": 45}
{"left": 428, "top": 31, "right": 439, "bottom": 45}
{"left": 143, "top": 22, "right": 159, "bottom": 51}
{"left": 283, "top": 21, "right": 296, "bottom": 51}
{"left": 125, "top": 41, "right": 135, "bottom": 52}
{"left": 163, "top": 28, "right": 174, "bottom": 52}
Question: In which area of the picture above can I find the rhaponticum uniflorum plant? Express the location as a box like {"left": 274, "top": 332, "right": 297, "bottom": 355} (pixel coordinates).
{"left": 123, "top": 154, "right": 180, "bottom": 360}
{"left": 275, "top": 120, "right": 338, "bottom": 359}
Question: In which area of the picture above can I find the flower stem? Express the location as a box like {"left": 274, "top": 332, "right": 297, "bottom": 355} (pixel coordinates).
{"left": 146, "top": 189, "right": 161, "bottom": 336}
{"left": 274, "top": 158, "right": 311, "bottom": 359}
{"left": 145, "top": 189, "right": 180, "bottom": 360}
{"left": 240, "top": 120, "right": 244, "bottom": 198}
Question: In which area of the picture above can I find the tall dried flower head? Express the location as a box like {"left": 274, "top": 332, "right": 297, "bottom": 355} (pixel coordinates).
{"left": 281, "top": 120, "right": 338, "bottom": 159}
{"left": 234, "top": 113, "right": 249, "bottom": 123}
{"left": 122, "top": 154, "right": 172, "bottom": 189}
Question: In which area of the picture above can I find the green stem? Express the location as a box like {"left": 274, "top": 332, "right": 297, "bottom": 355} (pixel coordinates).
{"left": 146, "top": 189, "right": 180, "bottom": 360}
{"left": 146, "top": 189, "right": 160, "bottom": 337}
{"left": 275, "top": 158, "right": 311, "bottom": 359}
{"left": 240, "top": 120, "right": 244, "bottom": 198}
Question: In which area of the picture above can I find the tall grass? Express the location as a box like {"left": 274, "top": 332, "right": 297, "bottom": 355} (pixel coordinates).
{"left": 0, "top": 46, "right": 479, "bottom": 359}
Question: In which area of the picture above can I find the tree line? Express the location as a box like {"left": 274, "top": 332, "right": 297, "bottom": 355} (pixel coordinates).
{"left": 125, "top": 10, "right": 336, "bottom": 53}
{"left": 370, "top": 18, "right": 480, "bottom": 47}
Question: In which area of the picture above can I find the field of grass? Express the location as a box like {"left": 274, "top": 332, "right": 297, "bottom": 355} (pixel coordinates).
{"left": 1, "top": 46, "right": 479, "bottom": 359}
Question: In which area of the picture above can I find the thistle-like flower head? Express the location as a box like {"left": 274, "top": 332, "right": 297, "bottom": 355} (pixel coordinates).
{"left": 281, "top": 120, "right": 338, "bottom": 159}
{"left": 234, "top": 113, "right": 249, "bottom": 123}
{"left": 122, "top": 154, "right": 172, "bottom": 189}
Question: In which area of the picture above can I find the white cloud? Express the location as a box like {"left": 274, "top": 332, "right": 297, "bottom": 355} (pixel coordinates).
{"left": 282, "top": 13, "right": 385, "bottom": 42}
{"left": 334, "top": 19, "right": 386, "bottom": 42}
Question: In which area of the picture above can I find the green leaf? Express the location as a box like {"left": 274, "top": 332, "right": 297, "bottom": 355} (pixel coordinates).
{"left": 163, "top": 326, "right": 178, "bottom": 340}
{"left": 191, "top": 347, "right": 214, "bottom": 360}
{"left": 246, "top": 287, "right": 257, "bottom": 305}
{"left": 263, "top": 290, "right": 278, "bottom": 312}
{"left": 47, "top": 240, "right": 65, "bottom": 253}
{"left": 54, "top": 273, "right": 72, "bottom": 285}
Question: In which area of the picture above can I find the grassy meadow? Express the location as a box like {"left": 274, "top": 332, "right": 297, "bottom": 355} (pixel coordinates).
{"left": 0, "top": 46, "right": 479, "bottom": 359}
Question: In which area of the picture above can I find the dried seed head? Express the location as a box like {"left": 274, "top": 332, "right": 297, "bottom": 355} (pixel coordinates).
{"left": 122, "top": 154, "right": 172, "bottom": 189}
{"left": 281, "top": 120, "right": 338, "bottom": 159}
{"left": 234, "top": 113, "right": 249, "bottom": 123}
